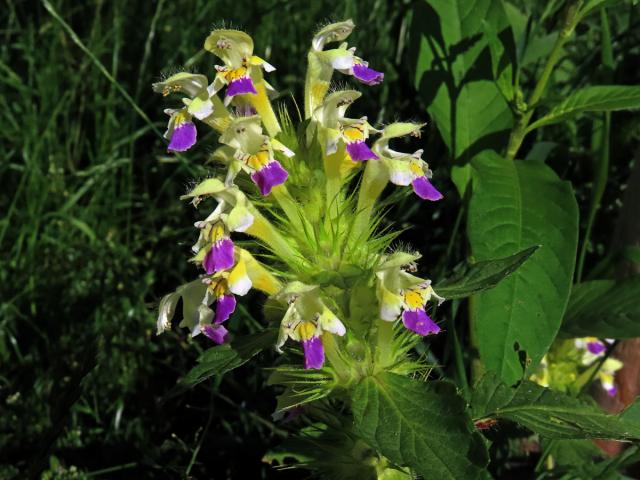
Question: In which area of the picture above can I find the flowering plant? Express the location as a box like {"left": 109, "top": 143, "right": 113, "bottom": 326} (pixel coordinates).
{"left": 155, "top": 12, "right": 640, "bottom": 479}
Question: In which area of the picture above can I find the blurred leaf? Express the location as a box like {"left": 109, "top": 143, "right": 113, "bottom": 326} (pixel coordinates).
{"left": 435, "top": 245, "right": 539, "bottom": 299}
{"left": 171, "top": 329, "right": 277, "bottom": 394}
{"left": 521, "top": 32, "right": 557, "bottom": 67}
{"left": 525, "top": 141, "right": 557, "bottom": 162}
{"left": 410, "top": 0, "right": 514, "bottom": 194}
{"left": 528, "top": 86, "right": 640, "bottom": 131}
{"left": 352, "top": 373, "right": 488, "bottom": 479}
{"left": 471, "top": 373, "right": 640, "bottom": 440}
{"left": 560, "top": 278, "right": 640, "bottom": 338}
{"left": 468, "top": 151, "right": 579, "bottom": 384}
{"left": 579, "top": 0, "right": 624, "bottom": 20}
{"left": 541, "top": 438, "right": 604, "bottom": 468}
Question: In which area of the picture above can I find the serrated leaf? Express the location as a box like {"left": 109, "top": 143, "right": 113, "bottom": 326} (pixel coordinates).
{"left": 527, "top": 86, "right": 640, "bottom": 131}
{"left": 435, "top": 245, "right": 538, "bottom": 299}
{"left": 352, "top": 373, "right": 488, "bottom": 480}
{"left": 560, "top": 277, "right": 640, "bottom": 338}
{"left": 471, "top": 373, "right": 640, "bottom": 440}
{"left": 468, "top": 151, "right": 579, "bottom": 384}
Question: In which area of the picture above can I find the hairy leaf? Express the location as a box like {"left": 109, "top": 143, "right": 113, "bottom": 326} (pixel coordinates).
{"left": 560, "top": 277, "right": 640, "bottom": 338}
{"left": 468, "top": 151, "right": 579, "bottom": 384}
{"left": 436, "top": 245, "right": 538, "bottom": 299}
{"left": 471, "top": 373, "right": 640, "bottom": 440}
{"left": 528, "top": 86, "right": 640, "bottom": 131}
{"left": 352, "top": 373, "right": 488, "bottom": 479}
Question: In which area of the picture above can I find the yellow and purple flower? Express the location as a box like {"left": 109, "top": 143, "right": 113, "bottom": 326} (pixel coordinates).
{"left": 163, "top": 109, "right": 197, "bottom": 152}
{"left": 153, "top": 72, "right": 219, "bottom": 152}
{"left": 376, "top": 254, "right": 444, "bottom": 336}
{"left": 276, "top": 283, "right": 346, "bottom": 369}
{"left": 219, "top": 117, "right": 290, "bottom": 195}
{"left": 204, "top": 29, "right": 275, "bottom": 103}
{"left": 201, "top": 277, "right": 237, "bottom": 344}
{"left": 310, "top": 90, "right": 379, "bottom": 162}
{"left": 306, "top": 20, "right": 383, "bottom": 116}
{"left": 342, "top": 120, "right": 378, "bottom": 162}
{"left": 373, "top": 123, "right": 443, "bottom": 201}
{"left": 575, "top": 337, "right": 622, "bottom": 397}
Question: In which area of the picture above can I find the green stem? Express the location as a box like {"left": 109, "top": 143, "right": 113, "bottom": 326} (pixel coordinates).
{"left": 576, "top": 9, "right": 613, "bottom": 282}
{"left": 505, "top": 0, "right": 583, "bottom": 160}
{"left": 353, "top": 159, "right": 388, "bottom": 239}
{"left": 375, "top": 320, "right": 395, "bottom": 371}
{"left": 449, "top": 302, "right": 469, "bottom": 395}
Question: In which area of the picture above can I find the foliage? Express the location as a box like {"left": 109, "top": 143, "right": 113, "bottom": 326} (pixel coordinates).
{"left": 1, "top": 0, "right": 639, "bottom": 478}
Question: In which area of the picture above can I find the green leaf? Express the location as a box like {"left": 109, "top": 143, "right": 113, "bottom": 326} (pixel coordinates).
{"left": 352, "top": 373, "right": 488, "bottom": 479}
{"left": 579, "top": 0, "right": 624, "bottom": 21}
{"left": 541, "top": 439, "right": 604, "bottom": 468}
{"left": 468, "top": 151, "right": 579, "bottom": 384}
{"left": 435, "top": 246, "right": 538, "bottom": 299}
{"left": 410, "top": 0, "right": 514, "bottom": 194}
{"left": 621, "top": 397, "right": 640, "bottom": 425}
{"left": 167, "top": 329, "right": 277, "bottom": 397}
{"left": 560, "top": 277, "right": 640, "bottom": 338}
{"left": 527, "top": 86, "right": 640, "bottom": 131}
{"left": 471, "top": 373, "right": 640, "bottom": 440}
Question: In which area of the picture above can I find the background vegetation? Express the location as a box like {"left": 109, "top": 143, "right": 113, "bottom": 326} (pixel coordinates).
{"left": 0, "top": 0, "right": 638, "bottom": 478}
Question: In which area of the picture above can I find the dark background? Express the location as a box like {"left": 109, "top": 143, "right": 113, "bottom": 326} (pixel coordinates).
{"left": 1, "top": 0, "right": 638, "bottom": 478}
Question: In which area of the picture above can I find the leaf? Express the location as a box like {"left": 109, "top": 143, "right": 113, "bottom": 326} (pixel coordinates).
{"left": 471, "top": 373, "right": 640, "bottom": 440}
{"left": 435, "top": 246, "right": 538, "bottom": 299}
{"left": 579, "top": 0, "right": 624, "bottom": 21}
{"left": 621, "top": 397, "right": 640, "bottom": 425}
{"left": 541, "top": 439, "right": 604, "bottom": 468}
{"left": 352, "top": 373, "right": 488, "bottom": 480}
{"left": 559, "top": 277, "right": 640, "bottom": 338}
{"left": 527, "top": 86, "right": 640, "bottom": 131}
{"left": 410, "top": 0, "right": 514, "bottom": 194}
{"left": 468, "top": 151, "right": 579, "bottom": 384}
{"left": 167, "top": 329, "right": 277, "bottom": 397}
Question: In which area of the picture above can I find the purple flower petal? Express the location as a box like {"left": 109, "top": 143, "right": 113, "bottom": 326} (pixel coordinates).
{"left": 353, "top": 63, "right": 384, "bottom": 86}
{"left": 202, "top": 323, "right": 229, "bottom": 344}
{"left": 412, "top": 176, "right": 443, "bottom": 201}
{"left": 168, "top": 121, "right": 197, "bottom": 152}
{"left": 202, "top": 238, "right": 235, "bottom": 274}
{"left": 302, "top": 336, "right": 325, "bottom": 369}
{"left": 214, "top": 294, "right": 236, "bottom": 324}
{"left": 587, "top": 341, "right": 606, "bottom": 355}
{"left": 346, "top": 141, "right": 378, "bottom": 162}
{"left": 606, "top": 384, "right": 618, "bottom": 397}
{"left": 402, "top": 309, "right": 440, "bottom": 336}
{"left": 250, "top": 160, "right": 289, "bottom": 196}
{"left": 226, "top": 76, "right": 257, "bottom": 97}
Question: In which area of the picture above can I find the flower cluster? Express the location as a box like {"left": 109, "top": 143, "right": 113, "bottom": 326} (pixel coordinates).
{"left": 155, "top": 22, "right": 444, "bottom": 372}
{"left": 530, "top": 337, "right": 623, "bottom": 397}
